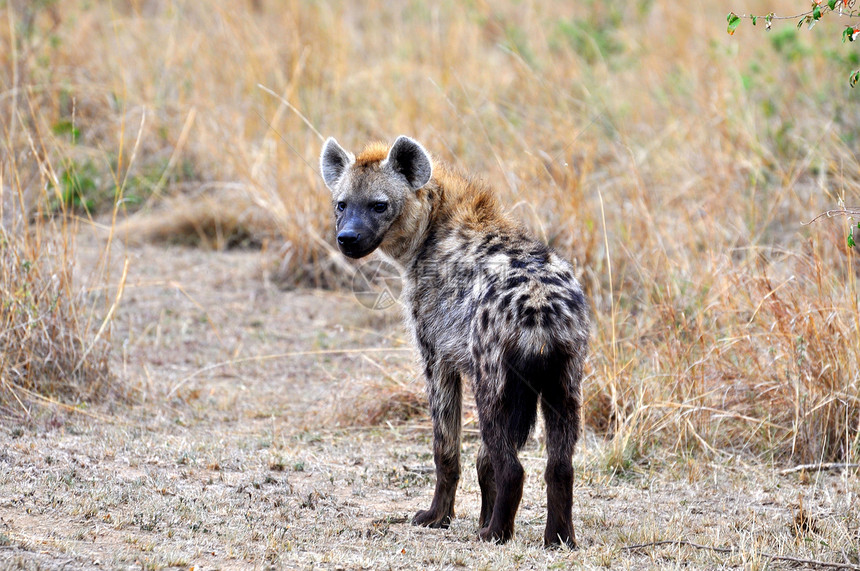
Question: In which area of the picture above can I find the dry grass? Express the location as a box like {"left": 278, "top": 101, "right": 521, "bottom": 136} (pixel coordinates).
{"left": 0, "top": 228, "right": 856, "bottom": 569}
{"left": 1, "top": 2, "right": 860, "bottom": 567}
{"left": 3, "top": 0, "right": 859, "bottom": 458}
{"left": 1, "top": 38, "right": 121, "bottom": 415}
{"left": 0, "top": 220, "right": 117, "bottom": 415}
{"left": 115, "top": 186, "right": 276, "bottom": 249}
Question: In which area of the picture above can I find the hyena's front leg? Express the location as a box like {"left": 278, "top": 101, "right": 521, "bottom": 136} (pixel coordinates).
{"left": 412, "top": 362, "right": 462, "bottom": 529}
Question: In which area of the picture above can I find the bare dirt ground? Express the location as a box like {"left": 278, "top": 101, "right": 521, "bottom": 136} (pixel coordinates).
{"left": 1, "top": 227, "right": 858, "bottom": 570}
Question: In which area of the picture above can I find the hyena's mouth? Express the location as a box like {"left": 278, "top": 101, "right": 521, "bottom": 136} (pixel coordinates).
{"left": 338, "top": 241, "right": 380, "bottom": 259}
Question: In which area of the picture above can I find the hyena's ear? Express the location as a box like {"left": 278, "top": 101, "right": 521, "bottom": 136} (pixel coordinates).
{"left": 384, "top": 135, "right": 433, "bottom": 191}
{"left": 320, "top": 137, "right": 354, "bottom": 190}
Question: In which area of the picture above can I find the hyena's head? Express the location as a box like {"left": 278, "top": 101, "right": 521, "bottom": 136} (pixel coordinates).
{"left": 320, "top": 135, "right": 432, "bottom": 259}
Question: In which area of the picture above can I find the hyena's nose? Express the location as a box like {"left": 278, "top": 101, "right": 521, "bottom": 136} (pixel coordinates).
{"left": 337, "top": 230, "right": 361, "bottom": 246}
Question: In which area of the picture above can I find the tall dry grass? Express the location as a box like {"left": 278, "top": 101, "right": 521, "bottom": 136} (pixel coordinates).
{"left": 1, "top": 1, "right": 127, "bottom": 415}
{"left": 2, "top": 0, "right": 858, "bottom": 462}
{"left": 0, "top": 216, "right": 117, "bottom": 414}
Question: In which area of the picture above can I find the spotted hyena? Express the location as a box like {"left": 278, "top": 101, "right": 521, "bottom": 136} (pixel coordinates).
{"left": 320, "top": 135, "right": 589, "bottom": 547}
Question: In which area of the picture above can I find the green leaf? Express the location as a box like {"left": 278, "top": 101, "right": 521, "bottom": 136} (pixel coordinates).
{"left": 727, "top": 13, "right": 741, "bottom": 35}
{"left": 851, "top": 70, "right": 860, "bottom": 87}
{"left": 828, "top": 0, "right": 837, "bottom": 9}
{"left": 752, "top": 15, "right": 758, "bottom": 26}
{"left": 812, "top": 5, "right": 821, "bottom": 20}
{"left": 848, "top": 229, "right": 856, "bottom": 248}
{"left": 52, "top": 120, "right": 80, "bottom": 144}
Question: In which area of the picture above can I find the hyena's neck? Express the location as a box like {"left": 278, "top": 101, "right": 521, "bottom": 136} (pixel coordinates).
{"left": 379, "top": 166, "right": 504, "bottom": 269}
{"left": 377, "top": 182, "right": 438, "bottom": 267}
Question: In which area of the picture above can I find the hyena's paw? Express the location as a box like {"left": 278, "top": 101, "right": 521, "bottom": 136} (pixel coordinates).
{"left": 544, "top": 527, "right": 577, "bottom": 550}
{"left": 412, "top": 509, "right": 453, "bottom": 529}
{"left": 478, "top": 525, "right": 514, "bottom": 544}
{"left": 478, "top": 498, "right": 495, "bottom": 529}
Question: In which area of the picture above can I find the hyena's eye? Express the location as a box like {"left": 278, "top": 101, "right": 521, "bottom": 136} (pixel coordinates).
{"left": 372, "top": 202, "right": 388, "bottom": 213}
{"left": 336, "top": 201, "right": 346, "bottom": 212}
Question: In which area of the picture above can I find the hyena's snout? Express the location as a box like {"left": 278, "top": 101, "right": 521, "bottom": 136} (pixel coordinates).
{"left": 336, "top": 228, "right": 360, "bottom": 248}
{"left": 335, "top": 212, "right": 380, "bottom": 259}
{"left": 336, "top": 227, "right": 367, "bottom": 258}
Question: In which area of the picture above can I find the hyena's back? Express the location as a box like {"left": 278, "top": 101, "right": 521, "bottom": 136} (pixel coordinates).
{"left": 407, "top": 221, "right": 589, "bottom": 392}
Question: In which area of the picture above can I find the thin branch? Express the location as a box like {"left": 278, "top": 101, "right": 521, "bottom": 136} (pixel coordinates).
{"left": 622, "top": 540, "right": 733, "bottom": 554}
{"left": 73, "top": 257, "right": 129, "bottom": 376}
{"left": 622, "top": 540, "right": 860, "bottom": 570}
{"left": 166, "top": 346, "right": 414, "bottom": 398}
{"left": 779, "top": 462, "right": 860, "bottom": 475}
{"left": 257, "top": 83, "right": 325, "bottom": 143}
{"left": 803, "top": 208, "right": 860, "bottom": 225}
{"left": 4, "top": 381, "right": 118, "bottom": 423}
{"left": 731, "top": 5, "right": 860, "bottom": 22}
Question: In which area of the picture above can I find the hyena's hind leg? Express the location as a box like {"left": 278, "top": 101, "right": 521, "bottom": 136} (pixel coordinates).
{"left": 477, "top": 357, "right": 540, "bottom": 544}
{"left": 476, "top": 443, "right": 496, "bottom": 528}
{"left": 540, "top": 357, "right": 582, "bottom": 548}
{"left": 412, "top": 362, "right": 462, "bottom": 529}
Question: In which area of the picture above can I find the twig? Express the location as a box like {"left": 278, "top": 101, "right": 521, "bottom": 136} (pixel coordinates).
{"left": 803, "top": 208, "right": 860, "bottom": 225}
{"left": 73, "top": 257, "right": 129, "bottom": 376}
{"left": 143, "top": 106, "right": 198, "bottom": 208}
{"left": 166, "top": 347, "right": 413, "bottom": 398}
{"left": 257, "top": 83, "right": 324, "bottom": 143}
{"left": 622, "top": 540, "right": 733, "bottom": 554}
{"left": 780, "top": 462, "right": 860, "bottom": 475}
{"left": 731, "top": 5, "right": 860, "bottom": 22}
{"left": 3, "top": 381, "right": 119, "bottom": 423}
{"left": 622, "top": 540, "right": 860, "bottom": 570}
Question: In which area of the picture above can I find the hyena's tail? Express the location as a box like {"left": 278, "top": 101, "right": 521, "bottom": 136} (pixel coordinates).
{"left": 500, "top": 344, "right": 575, "bottom": 450}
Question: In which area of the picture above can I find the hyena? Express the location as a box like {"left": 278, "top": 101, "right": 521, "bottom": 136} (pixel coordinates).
{"left": 320, "top": 135, "right": 589, "bottom": 547}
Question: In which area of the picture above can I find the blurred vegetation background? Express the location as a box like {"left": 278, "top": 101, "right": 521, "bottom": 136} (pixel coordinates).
{"left": 1, "top": 0, "right": 858, "bottom": 464}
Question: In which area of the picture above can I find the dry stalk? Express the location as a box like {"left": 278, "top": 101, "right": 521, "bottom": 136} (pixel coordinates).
{"left": 622, "top": 540, "right": 860, "bottom": 570}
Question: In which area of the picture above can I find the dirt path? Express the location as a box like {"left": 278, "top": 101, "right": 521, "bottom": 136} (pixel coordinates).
{"left": 1, "top": 228, "right": 858, "bottom": 570}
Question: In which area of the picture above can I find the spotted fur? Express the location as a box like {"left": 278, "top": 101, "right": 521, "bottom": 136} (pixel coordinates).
{"left": 320, "top": 135, "right": 590, "bottom": 547}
